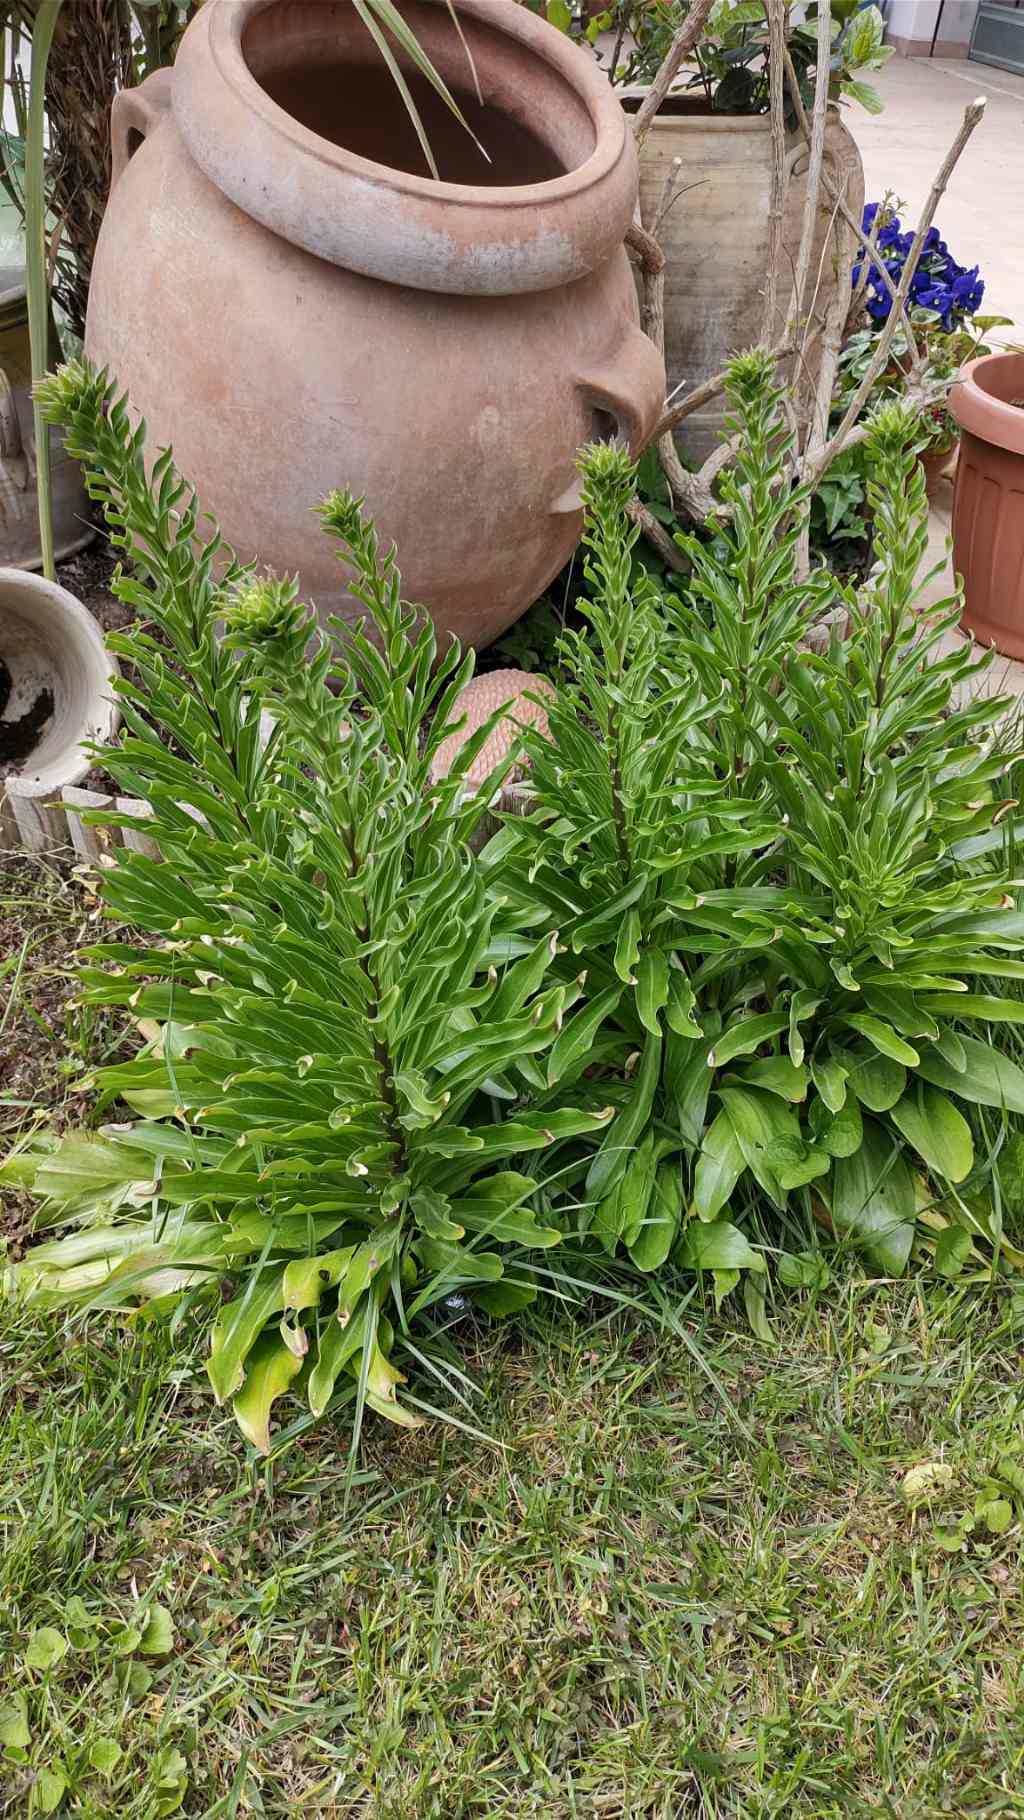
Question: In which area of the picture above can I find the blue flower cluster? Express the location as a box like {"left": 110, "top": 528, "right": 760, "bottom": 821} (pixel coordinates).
{"left": 853, "top": 202, "right": 985, "bottom": 331}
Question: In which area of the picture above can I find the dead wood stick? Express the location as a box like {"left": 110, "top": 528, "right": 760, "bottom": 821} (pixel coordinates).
{"left": 761, "top": 0, "right": 788, "bottom": 345}
{"left": 628, "top": 498, "right": 690, "bottom": 572}
{"left": 625, "top": 220, "right": 665, "bottom": 275}
{"left": 782, "top": 43, "right": 913, "bottom": 358}
{"left": 787, "top": 0, "right": 831, "bottom": 352}
{"left": 806, "top": 95, "right": 987, "bottom": 482}
{"left": 631, "top": 0, "right": 717, "bottom": 147}
{"left": 808, "top": 195, "right": 858, "bottom": 455}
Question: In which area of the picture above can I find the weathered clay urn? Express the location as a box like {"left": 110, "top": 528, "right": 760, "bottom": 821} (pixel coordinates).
{"left": 85, "top": 0, "right": 664, "bottom": 649}
{"left": 949, "top": 352, "right": 1024, "bottom": 659}
{"left": 625, "top": 97, "right": 864, "bottom": 464}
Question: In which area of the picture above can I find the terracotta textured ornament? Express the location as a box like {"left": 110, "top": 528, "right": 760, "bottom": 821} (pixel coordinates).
{"left": 430, "top": 668, "right": 554, "bottom": 790}
{"left": 86, "top": 0, "right": 665, "bottom": 650}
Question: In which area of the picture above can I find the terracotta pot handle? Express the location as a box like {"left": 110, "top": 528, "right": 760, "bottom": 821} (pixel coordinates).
{"left": 552, "top": 327, "right": 666, "bottom": 514}
{"left": 110, "top": 67, "right": 174, "bottom": 188}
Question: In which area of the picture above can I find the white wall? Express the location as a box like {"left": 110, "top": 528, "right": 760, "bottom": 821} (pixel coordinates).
{"left": 885, "top": 0, "right": 979, "bottom": 53}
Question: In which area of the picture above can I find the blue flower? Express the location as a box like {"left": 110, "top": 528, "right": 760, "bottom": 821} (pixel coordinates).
{"left": 856, "top": 205, "right": 985, "bottom": 333}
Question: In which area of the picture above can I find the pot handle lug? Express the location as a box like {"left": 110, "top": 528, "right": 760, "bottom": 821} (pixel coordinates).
{"left": 552, "top": 327, "right": 666, "bottom": 515}
{"left": 110, "top": 67, "right": 174, "bottom": 188}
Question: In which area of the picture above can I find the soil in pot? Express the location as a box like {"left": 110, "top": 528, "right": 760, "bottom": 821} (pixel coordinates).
{"left": 0, "top": 655, "right": 54, "bottom": 772}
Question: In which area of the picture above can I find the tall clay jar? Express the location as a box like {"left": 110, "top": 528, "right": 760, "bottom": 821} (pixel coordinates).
{"left": 949, "top": 352, "right": 1024, "bottom": 659}
{"left": 85, "top": 0, "right": 665, "bottom": 649}
{"left": 625, "top": 98, "right": 864, "bottom": 465}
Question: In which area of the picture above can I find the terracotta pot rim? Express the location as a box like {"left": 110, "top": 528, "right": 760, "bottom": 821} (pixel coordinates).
{"left": 173, "top": 0, "right": 637, "bottom": 296}
{"left": 620, "top": 89, "right": 843, "bottom": 131}
{"left": 949, "top": 352, "right": 1024, "bottom": 459}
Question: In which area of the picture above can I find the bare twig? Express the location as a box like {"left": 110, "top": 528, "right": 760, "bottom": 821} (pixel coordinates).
{"left": 628, "top": 498, "right": 691, "bottom": 572}
{"left": 631, "top": 0, "right": 717, "bottom": 146}
{"left": 846, "top": 198, "right": 884, "bottom": 327}
{"left": 807, "top": 95, "right": 987, "bottom": 481}
{"left": 761, "top": 0, "right": 788, "bottom": 345}
{"left": 625, "top": 220, "right": 665, "bottom": 275}
{"left": 652, "top": 169, "right": 702, "bottom": 239}
{"left": 808, "top": 195, "right": 858, "bottom": 455}
{"left": 787, "top": 0, "right": 831, "bottom": 351}
{"left": 796, "top": 191, "right": 857, "bottom": 575}
{"left": 654, "top": 365, "right": 730, "bottom": 439}
{"left": 782, "top": 43, "right": 914, "bottom": 358}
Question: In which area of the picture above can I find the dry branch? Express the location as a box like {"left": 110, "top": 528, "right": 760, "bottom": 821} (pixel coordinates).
{"left": 804, "top": 95, "right": 987, "bottom": 483}
{"left": 782, "top": 43, "right": 917, "bottom": 361}
{"left": 626, "top": 0, "right": 985, "bottom": 552}
{"left": 631, "top": 0, "right": 717, "bottom": 146}
{"left": 761, "top": 0, "right": 788, "bottom": 344}
{"left": 628, "top": 498, "right": 690, "bottom": 573}
{"left": 786, "top": 0, "right": 832, "bottom": 357}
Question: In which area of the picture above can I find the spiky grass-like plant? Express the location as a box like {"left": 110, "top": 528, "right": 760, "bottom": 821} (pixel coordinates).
{"left": 3, "top": 361, "right": 612, "bottom": 1458}
{"left": 491, "top": 358, "right": 1024, "bottom": 1287}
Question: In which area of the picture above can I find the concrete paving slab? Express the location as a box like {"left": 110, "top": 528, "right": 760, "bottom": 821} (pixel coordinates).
{"left": 854, "top": 55, "right": 1024, "bottom": 330}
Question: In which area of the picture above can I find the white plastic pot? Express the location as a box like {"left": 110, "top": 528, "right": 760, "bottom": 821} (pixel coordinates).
{"left": 1, "top": 567, "right": 119, "bottom": 849}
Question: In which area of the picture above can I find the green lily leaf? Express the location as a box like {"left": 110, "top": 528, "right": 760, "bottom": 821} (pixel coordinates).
{"left": 891, "top": 1085, "right": 974, "bottom": 1183}
{"left": 830, "top": 1119, "right": 916, "bottom": 1275}
{"left": 232, "top": 1330, "right": 304, "bottom": 1454}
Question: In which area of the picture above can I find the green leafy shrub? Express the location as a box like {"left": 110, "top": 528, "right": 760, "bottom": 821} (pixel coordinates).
{"left": 489, "top": 351, "right": 1024, "bottom": 1285}
{"left": 3, "top": 362, "right": 612, "bottom": 1454}
{"left": 6, "top": 352, "right": 1024, "bottom": 1464}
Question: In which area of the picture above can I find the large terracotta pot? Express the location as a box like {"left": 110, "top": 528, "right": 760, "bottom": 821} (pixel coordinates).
{"left": 627, "top": 98, "right": 864, "bottom": 464}
{"left": 85, "top": 0, "right": 664, "bottom": 649}
{"left": 949, "top": 351, "right": 1024, "bottom": 659}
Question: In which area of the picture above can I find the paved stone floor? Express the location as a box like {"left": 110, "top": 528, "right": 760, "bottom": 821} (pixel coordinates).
{"left": 854, "top": 54, "right": 1024, "bottom": 700}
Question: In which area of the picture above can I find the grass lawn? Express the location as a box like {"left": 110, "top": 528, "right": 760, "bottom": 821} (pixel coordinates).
{"left": 4, "top": 862, "right": 1024, "bottom": 1820}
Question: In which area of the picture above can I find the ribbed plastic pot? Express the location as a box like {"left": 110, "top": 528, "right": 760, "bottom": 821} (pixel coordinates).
{"left": 85, "top": 0, "right": 665, "bottom": 649}
{"left": 949, "top": 352, "right": 1024, "bottom": 659}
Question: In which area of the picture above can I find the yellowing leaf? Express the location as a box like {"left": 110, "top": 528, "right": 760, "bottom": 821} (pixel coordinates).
{"left": 901, "top": 1461, "right": 954, "bottom": 1505}
{"left": 89, "top": 1737, "right": 124, "bottom": 1777}
{"left": 281, "top": 1248, "right": 353, "bottom": 1312}
{"left": 0, "top": 1694, "right": 30, "bottom": 1752}
{"left": 34, "top": 1766, "right": 67, "bottom": 1815}
{"left": 232, "top": 1331, "right": 303, "bottom": 1454}
{"left": 208, "top": 1268, "right": 287, "bottom": 1404}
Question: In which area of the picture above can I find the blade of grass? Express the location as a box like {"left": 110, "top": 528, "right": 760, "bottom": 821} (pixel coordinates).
{"left": 0, "top": 935, "right": 31, "bottom": 1044}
